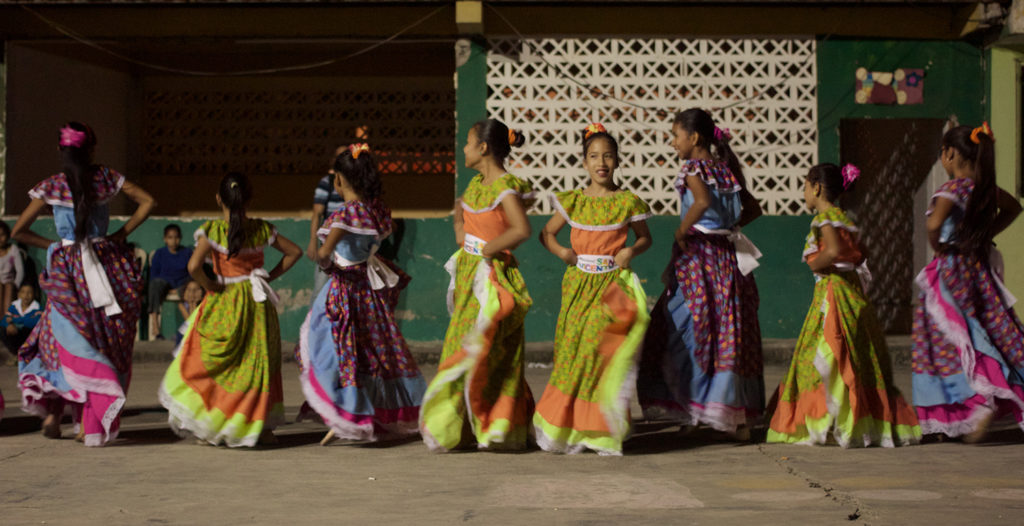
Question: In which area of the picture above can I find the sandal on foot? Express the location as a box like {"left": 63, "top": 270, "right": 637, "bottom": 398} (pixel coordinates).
{"left": 320, "top": 430, "right": 339, "bottom": 446}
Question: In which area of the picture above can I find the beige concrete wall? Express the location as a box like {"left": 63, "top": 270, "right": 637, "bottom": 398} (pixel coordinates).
{"left": 991, "top": 47, "right": 1024, "bottom": 298}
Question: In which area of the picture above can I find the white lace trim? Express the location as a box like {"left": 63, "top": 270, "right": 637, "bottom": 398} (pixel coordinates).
{"left": 462, "top": 188, "right": 536, "bottom": 214}
{"left": 295, "top": 311, "right": 378, "bottom": 442}
{"left": 317, "top": 223, "right": 382, "bottom": 239}
{"left": 534, "top": 422, "right": 623, "bottom": 457}
{"left": 158, "top": 385, "right": 284, "bottom": 448}
{"left": 195, "top": 226, "right": 276, "bottom": 255}
{"left": 916, "top": 264, "right": 1024, "bottom": 415}
{"left": 549, "top": 194, "right": 651, "bottom": 232}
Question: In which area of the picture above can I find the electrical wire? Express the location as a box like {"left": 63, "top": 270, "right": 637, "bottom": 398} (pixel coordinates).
{"left": 20, "top": 4, "right": 449, "bottom": 77}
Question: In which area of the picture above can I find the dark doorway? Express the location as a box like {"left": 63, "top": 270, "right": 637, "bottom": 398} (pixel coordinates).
{"left": 839, "top": 118, "right": 945, "bottom": 333}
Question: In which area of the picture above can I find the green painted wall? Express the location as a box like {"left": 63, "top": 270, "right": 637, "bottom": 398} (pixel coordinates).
{"left": 817, "top": 39, "right": 987, "bottom": 164}
{"left": 12, "top": 38, "right": 996, "bottom": 345}
{"left": 9, "top": 214, "right": 815, "bottom": 344}
{"left": 455, "top": 39, "right": 488, "bottom": 195}
{"left": 990, "top": 46, "right": 1024, "bottom": 299}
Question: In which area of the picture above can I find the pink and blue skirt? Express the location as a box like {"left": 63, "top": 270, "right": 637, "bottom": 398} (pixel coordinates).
{"left": 295, "top": 261, "right": 425, "bottom": 441}
{"left": 912, "top": 252, "right": 1024, "bottom": 436}
{"left": 17, "top": 240, "right": 142, "bottom": 446}
{"left": 638, "top": 231, "right": 765, "bottom": 432}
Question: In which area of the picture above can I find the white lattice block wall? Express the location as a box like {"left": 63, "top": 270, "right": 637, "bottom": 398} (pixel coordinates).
{"left": 486, "top": 38, "right": 818, "bottom": 215}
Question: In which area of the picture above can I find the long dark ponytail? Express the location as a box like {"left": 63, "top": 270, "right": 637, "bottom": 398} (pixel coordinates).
{"left": 59, "top": 122, "right": 98, "bottom": 242}
{"left": 218, "top": 172, "right": 252, "bottom": 258}
{"left": 673, "top": 108, "right": 748, "bottom": 189}
{"left": 942, "top": 125, "right": 996, "bottom": 257}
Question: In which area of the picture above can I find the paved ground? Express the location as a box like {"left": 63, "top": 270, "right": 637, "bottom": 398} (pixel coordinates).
{"left": 1, "top": 353, "right": 1022, "bottom": 525}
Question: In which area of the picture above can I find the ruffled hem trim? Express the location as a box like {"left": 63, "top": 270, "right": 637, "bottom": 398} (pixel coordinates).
{"left": 158, "top": 386, "right": 284, "bottom": 448}
{"left": 295, "top": 313, "right": 420, "bottom": 442}
{"left": 419, "top": 257, "right": 519, "bottom": 452}
{"left": 685, "top": 402, "right": 760, "bottom": 433}
{"left": 534, "top": 420, "right": 622, "bottom": 457}
{"left": 917, "top": 405, "right": 996, "bottom": 437}
{"left": 18, "top": 373, "right": 81, "bottom": 417}
{"left": 915, "top": 262, "right": 1024, "bottom": 416}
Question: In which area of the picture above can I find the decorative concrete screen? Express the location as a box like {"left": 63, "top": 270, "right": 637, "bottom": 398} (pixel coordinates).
{"left": 141, "top": 80, "right": 455, "bottom": 180}
{"left": 486, "top": 38, "right": 818, "bottom": 215}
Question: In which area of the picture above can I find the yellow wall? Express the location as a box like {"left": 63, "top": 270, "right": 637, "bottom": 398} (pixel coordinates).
{"left": 991, "top": 47, "right": 1024, "bottom": 298}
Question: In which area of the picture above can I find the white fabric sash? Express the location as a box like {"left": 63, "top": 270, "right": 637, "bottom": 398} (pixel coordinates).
{"left": 463, "top": 233, "right": 487, "bottom": 257}
{"left": 331, "top": 245, "right": 400, "bottom": 291}
{"left": 694, "top": 225, "right": 762, "bottom": 276}
{"left": 218, "top": 268, "right": 280, "bottom": 306}
{"left": 576, "top": 254, "right": 618, "bottom": 274}
{"left": 62, "top": 239, "right": 122, "bottom": 316}
{"left": 856, "top": 261, "right": 874, "bottom": 293}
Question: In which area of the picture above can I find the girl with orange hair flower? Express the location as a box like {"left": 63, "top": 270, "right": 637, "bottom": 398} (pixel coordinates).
{"left": 294, "top": 144, "right": 426, "bottom": 445}
{"left": 911, "top": 123, "right": 1024, "bottom": 443}
{"left": 419, "top": 119, "right": 536, "bottom": 452}
{"left": 533, "top": 123, "right": 652, "bottom": 455}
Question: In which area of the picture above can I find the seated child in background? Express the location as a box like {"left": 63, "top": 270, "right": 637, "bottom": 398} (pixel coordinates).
{"left": 176, "top": 280, "right": 204, "bottom": 345}
{"left": 1, "top": 283, "right": 41, "bottom": 364}
{"left": 149, "top": 224, "right": 193, "bottom": 340}
{"left": 0, "top": 221, "right": 25, "bottom": 316}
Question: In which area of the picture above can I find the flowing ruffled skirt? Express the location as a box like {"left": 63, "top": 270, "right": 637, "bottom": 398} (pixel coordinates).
{"left": 18, "top": 240, "right": 142, "bottom": 446}
{"left": 295, "top": 259, "right": 425, "bottom": 441}
{"left": 911, "top": 252, "right": 1024, "bottom": 437}
{"left": 533, "top": 267, "right": 649, "bottom": 455}
{"left": 159, "top": 281, "right": 284, "bottom": 447}
{"left": 767, "top": 271, "right": 921, "bottom": 447}
{"left": 637, "top": 231, "right": 764, "bottom": 432}
{"left": 419, "top": 250, "right": 534, "bottom": 451}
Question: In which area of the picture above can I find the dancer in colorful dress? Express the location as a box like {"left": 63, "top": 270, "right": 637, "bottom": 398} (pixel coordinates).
{"left": 159, "top": 172, "right": 302, "bottom": 447}
{"left": 766, "top": 163, "right": 921, "bottom": 447}
{"left": 12, "top": 122, "right": 155, "bottom": 444}
{"left": 295, "top": 144, "right": 426, "bottom": 445}
{"left": 912, "top": 123, "right": 1024, "bottom": 442}
{"left": 419, "top": 119, "right": 535, "bottom": 452}
{"left": 533, "top": 123, "right": 652, "bottom": 455}
{"left": 637, "top": 108, "right": 765, "bottom": 439}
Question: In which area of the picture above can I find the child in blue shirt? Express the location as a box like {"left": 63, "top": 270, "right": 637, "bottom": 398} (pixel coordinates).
{"left": 1, "top": 283, "right": 41, "bottom": 363}
{"left": 148, "top": 224, "right": 193, "bottom": 339}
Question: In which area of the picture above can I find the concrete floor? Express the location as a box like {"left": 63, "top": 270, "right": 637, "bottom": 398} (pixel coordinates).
{"left": 1, "top": 360, "right": 1022, "bottom": 525}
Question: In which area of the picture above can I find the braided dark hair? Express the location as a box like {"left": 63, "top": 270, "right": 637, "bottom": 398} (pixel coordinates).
{"left": 218, "top": 172, "right": 252, "bottom": 258}
{"left": 59, "top": 122, "right": 99, "bottom": 242}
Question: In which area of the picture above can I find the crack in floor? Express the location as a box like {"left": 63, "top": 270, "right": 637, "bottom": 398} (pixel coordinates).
{"left": 756, "top": 443, "right": 874, "bottom": 524}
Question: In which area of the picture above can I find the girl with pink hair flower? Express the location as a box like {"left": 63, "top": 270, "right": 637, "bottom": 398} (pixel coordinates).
{"left": 766, "top": 163, "right": 921, "bottom": 447}
{"left": 11, "top": 121, "right": 156, "bottom": 445}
